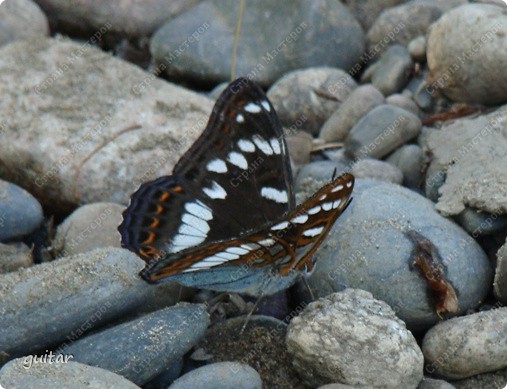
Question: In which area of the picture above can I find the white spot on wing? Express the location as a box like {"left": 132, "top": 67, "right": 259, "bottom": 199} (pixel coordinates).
{"left": 237, "top": 139, "right": 255, "bottom": 152}
{"left": 322, "top": 202, "right": 333, "bottom": 211}
{"left": 178, "top": 222, "right": 207, "bottom": 238}
{"left": 203, "top": 181, "right": 227, "bottom": 199}
{"left": 346, "top": 181, "right": 353, "bottom": 188}
{"left": 291, "top": 214, "right": 309, "bottom": 224}
{"left": 244, "top": 102, "right": 261, "bottom": 113}
{"left": 307, "top": 206, "right": 321, "bottom": 215}
{"left": 271, "top": 221, "right": 289, "bottom": 231}
{"left": 214, "top": 251, "right": 240, "bottom": 260}
{"left": 185, "top": 201, "right": 213, "bottom": 221}
{"left": 332, "top": 199, "right": 342, "bottom": 209}
{"left": 331, "top": 184, "right": 344, "bottom": 193}
{"left": 261, "top": 187, "right": 288, "bottom": 203}
{"left": 253, "top": 135, "right": 273, "bottom": 155}
{"left": 206, "top": 158, "right": 227, "bottom": 173}
{"left": 171, "top": 233, "right": 205, "bottom": 251}
{"left": 270, "top": 138, "right": 281, "bottom": 154}
{"left": 236, "top": 113, "right": 245, "bottom": 123}
{"left": 303, "top": 226, "right": 325, "bottom": 237}
{"left": 182, "top": 213, "right": 210, "bottom": 234}
{"left": 258, "top": 238, "right": 276, "bottom": 246}
{"left": 227, "top": 151, "right": 248, "bottom": 169}
{"left": 226, "top": 246, "right": 250, "bottom": 255}
{"left": 261, "top": 100, "right": 270, "bottom": 112}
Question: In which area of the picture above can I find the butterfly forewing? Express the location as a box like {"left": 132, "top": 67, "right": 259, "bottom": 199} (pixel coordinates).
{"left": 140, "top": 173, "right": 354, "bottom": 283}
{"left": 119, "top": 78, "right": 294, "bottom": 261}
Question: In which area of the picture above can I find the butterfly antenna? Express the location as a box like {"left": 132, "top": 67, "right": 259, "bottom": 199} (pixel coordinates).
{"left": 240, "top": 294, "right": 264, "bottom": 334}
{"left": 230, "top": 0, "right": 244, "bottom": 81}
{"left": 302, "top": 276, "right": 315, "bottom": 301}
{"left": 331, "top": 167, "right": 338, "bottom": 181}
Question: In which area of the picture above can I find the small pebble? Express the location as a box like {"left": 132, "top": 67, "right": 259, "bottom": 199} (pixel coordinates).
{"left": 351, "top": 159, "right": 403, "bottom": 184}
{"left": 408, "top": 35, "right": 427, "bottom": 62}
{"left": 370, "top": 44, "right": 414, "bottom": 95}
{"left": 386, "top": 144, "right": 424, "bottom": 187}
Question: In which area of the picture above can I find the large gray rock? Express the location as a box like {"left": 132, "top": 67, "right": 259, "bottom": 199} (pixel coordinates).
{"left": 150, "top": 0, "right": 365, "bottom": 86}
{"left": 299, "top": 178, "right": 493, "bottom": 330}
{"left": 0, "top": 37, "right": 213, "bottom": 214}
{"left": 61, "top": 304, "right": 209, "bottom": 386}
{"left": 426, "top": 4, "right": 507, "bottom": 105}
{"left": 0, "top": 247, "right": 182, "bottom": 358}
{"left": 494, "top": 237, "right": 507, "bottom": 305}
{"left": 286, "top": 289, "right": 423, "bottom": 388}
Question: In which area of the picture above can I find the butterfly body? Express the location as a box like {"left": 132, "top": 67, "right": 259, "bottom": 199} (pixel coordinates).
{"left": 119, "top": 78, "right": 354, "bottom": 296}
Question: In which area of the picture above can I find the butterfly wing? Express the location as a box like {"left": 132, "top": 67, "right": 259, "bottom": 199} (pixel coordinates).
{"left": 119, "top": 78, "right": 294, "bottom": 262}
{"left": 140, "top": 173, "right": 354, "bottom": 283}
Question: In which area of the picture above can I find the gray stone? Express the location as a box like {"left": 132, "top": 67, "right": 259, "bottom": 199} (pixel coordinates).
{"left": 169, "top": 362, "right": 262, "bottom": 389}
{"left": 268, "top": 67, "right": 357, "bottom": 135}
{"left": 0, "top": 180, "right": 43, "bottom": 242}
{"left": 425, "top": 105, "right": 507, "bottom": 216}
{"left": 0, "top": 242, "right": 32, "bottom": 274}
{"left": 0, "top": 359, "right": 140, "bottom": 388}
{"left": 61, "top": 304, "right": 209, "bottom": 386}
{"left": 385, "top": 93, "right": 421, "bottom": 117}
{"left": 301, "top": 179, "right": 493, "bottom": 330}
{"left": 36, "top": 0, "right": 197, "bottom": 39}
{"left": 451, "top": 366, "right": 507, "bottom": 389}
{"left": 408, "top": 35, "right": 427, "bottom": 63}
{"left": 369, "top": 45, "right": 414, "bottom": 95}
{"left": 351, "top": 159, "right": 403, "bottom": 184}
{"left": 319, "top": 84, "right": 384, "bottom": 142}
{"left": 0, "top": 0, "right": 49, "bottom": 46}
{"left": 53, "top": 202, "right": 124, "bottom": 257}
{"left": 366, "top": 2, "right": 441, "bottom": 57}
{"left": 150, "top": 0, "right": 365, "bottom": 86}
{"left": 494, "top": 238, "right": 507, "bottom": 304}
{"left": 425, "top": 170, "right": 446, "bottom": 202}
{"left": 0, "top": 37, "right": 213, "bottom": 214}
{"left": 295, "top": 161, "right": 351, "bottom": 193}
{"left": 0, "top": 247, "right": 182, "bottom": 358}
{"left": 427, "top": 4, "right": 507, "bottom": 105}
{"left": 456, "top": 208, "right": 507, "bottom": 237}
{"left": 286, "top": 289, "right": 423, "bottom": 388}
{"left": 344, "top": 0, "right": 406, "bottom": 30}
{"left": 285, "top": 130, "right": 313, "bottom": 167}
{"left": 422, "top": 307, "right": 507, "bottom": 379}
{"left": 345, "top": 105, "right": 422, "bottom": 159}
{"left": 386, "top": 144, "right": 424, "bottom": 187}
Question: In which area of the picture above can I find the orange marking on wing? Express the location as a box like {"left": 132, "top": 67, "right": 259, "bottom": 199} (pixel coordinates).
{"left": 172, "top": 185, "right": 183, "bottom": 193}
{"left": 159, "top": 191, "right": 170, "bottom": 201}
{"left": 142, "top": 231, "right": 156, "bottom": 244}
{"left": 149, "top": 217, "right": 160, "bottom": 228}
{"left": 154, "top": 204, "right": 164, "bottom": 215}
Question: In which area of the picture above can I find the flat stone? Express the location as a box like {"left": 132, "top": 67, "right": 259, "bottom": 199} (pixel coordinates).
{"left": 345, "top": 104, "right": 421, "bottom": 159}
{"left": 286, "top": 289, "right": 423, "bottom": 388}
{"left": 422, "top": 307, "right": 507, "bottom": 379}
{"left": 61, "top": 303, "right": 209, "bottom": 386}
{"left": 351, "top": 159, "right": 403, "bottom": 184}
{"left": 386, "top": 144, "right": 424, "bottom": 187}
{"left": 319, "top": 84, "right": 384, "bottom": 142}
{"left": 370, "top": 44, "right": 414, "bottom": 95}
{"left": 385, "top": 93, "right": 421, "bottom": 117}
{"left": 0, "top": 247, "right": 182, "bottom": 358}
{"left": 0, "top": 359, "right": 140, "bottom": 388}
{"left": 0, "top": 37, "right": 213, "bottom": 214}
{"left": 150, "top": 0, "right": 365, "bottom": 86}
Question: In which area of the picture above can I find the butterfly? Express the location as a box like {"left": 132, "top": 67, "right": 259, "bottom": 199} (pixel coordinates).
{"left": 118, "top": 77, "right": 354, "bottom": 296}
